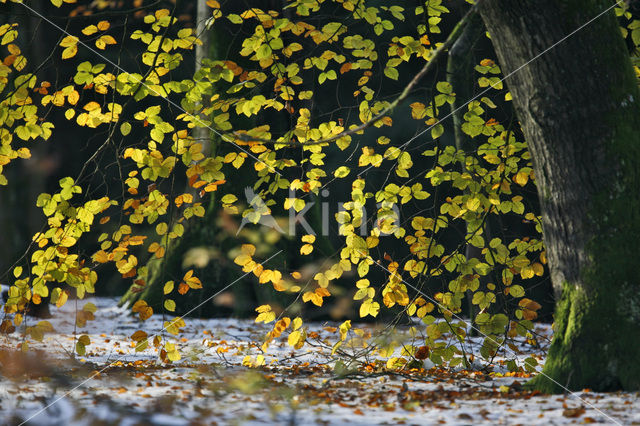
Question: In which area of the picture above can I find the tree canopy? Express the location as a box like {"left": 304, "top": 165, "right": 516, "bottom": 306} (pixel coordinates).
{"left": 1, "top": 0, "right": 639, "bottom": 395}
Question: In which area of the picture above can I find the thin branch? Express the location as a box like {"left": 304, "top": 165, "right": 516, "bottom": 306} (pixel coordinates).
{"left": 229, "top": 3, "right": 482, "bottom": 147}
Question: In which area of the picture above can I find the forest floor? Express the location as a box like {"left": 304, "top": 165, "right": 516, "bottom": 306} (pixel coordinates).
{"left": 0, "top": 297, "right": 638, "bottom": 425}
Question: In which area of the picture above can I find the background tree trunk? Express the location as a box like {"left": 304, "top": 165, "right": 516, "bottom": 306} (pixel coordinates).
{"left": 479, "top": 0, "right": 640, "bottom": 392}
{"left": 120, "top": 1, "right": 222, "bottom": 316}
{"left": 447, "top": 12, "right": 486, "bottom": 336}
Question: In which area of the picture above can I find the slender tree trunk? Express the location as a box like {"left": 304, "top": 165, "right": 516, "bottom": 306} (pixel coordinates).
{"left": 478, "top": 0, "right": 640, "bottom": 392}
{"left": 446, "top": 12, "right": 486, "bottom": 336}
{"left": 120, "top": 1, "right": 220, "bottom": 316}
{"left": 194, "top": 0, "right": 212, "bottom": 157}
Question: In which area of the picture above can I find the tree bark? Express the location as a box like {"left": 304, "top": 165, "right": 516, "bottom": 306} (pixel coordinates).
{"left": 447, "top": 12, "right": 486, "bottom": 336}
{"left": 478, "top": 0, "right": 640, "bottom": 392}
{"left": 120, "top": 0, "right": 220, "bottom": 316}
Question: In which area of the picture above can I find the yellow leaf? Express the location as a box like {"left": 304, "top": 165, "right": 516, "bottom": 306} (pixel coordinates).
{"left": 255, "top": 304, "right": 272, "bottom": 313}
{"left": 316, "top": 287, "right": 330, "bottom": 298}
{"left": 130, "top": 330, "right": 148, "bottom": 341}
{"left": 353, "top": 287, "right": 369, "bottom": 301}
{"left": 164, "top": 299, "right": 176, "bottom": 312}
{"left": 156, "top": 222, "right": 168, "bottom": 235}
{"left": 520, "top": 266, "right": 534, "bottom": 279}
{"left": 241, "top": 244, "right": 256, "bottom": 256}
{"left": 61, "top": 45, "right": 78, "bottom": 60}
{"left": 234, "top": 254, "right": 252, "bottom": 266}
{"left": 514, "top": 170, "right": 529, "bottom": 186}
{"left": 269, "top": 270, "right": 282, "bottom": 284}
{"left": 484, "top": 154, "right": 501, "bottom": 164}
{"left": 95, "top": 35, "right": 117, "bottom": 50}
{"left": 334, "top": 166, "right": 350, "bottom": 178}
{"left": 359, "top": 299, "right": 380, "bottom": 318}
{"left": 339, "top": 320, "right": 351, "bottom": 341}
{"left": 513, "top": 256, "right": 530, "bottom": 268}
{"left": 84, "top": 101, "right": 101, "bottom": 111}
{"left": 288, "top": 330, "right": 301, "bottom": 347}
{"left": 92, "top": 250, "right": 109, "bottom": 263}
{"left": 54, "top": 290, "right": 68, "bottom": 308}
{"left": 132, "top": 300, "right": 153, "bottom": 321}
{"left": 82, "top": 25, "right": 98, "bottom": 36}
{"left": 59, "top": 35, "right": 78, "bottom": 48}
{"left": 7, "top": 43, "right": 20, "bottom": 55}
{"left": 302, "top": 290, "right": 320, "bottom": 306}
{"left": 67, "top": 90, "right": 79, "bottom": 105}
{"left": 292, "top": 317, "right": 303, "bottom": 330}
{"left": 301, "top": 234, "right": 315, "bottom": 243}
{"left": 166, "top": 343, "right": 181, "bottom": 362}
{"left": 256, "top": 311, "right": 276, "bottom": 323}
{"left": 186, "top": 276, "right": 202, "bottom": 289}
{"left": 466, "top": 197, "right": 481, "bottom": 212}
{"left": 259, "top": 269, "right": 273, "bottom": 284}
{"left": 284, "top": 198, "right": 305, "bottom": 212}
{"left": 532, "top": 262, "right": 544, "bottom": 276}
{"left": 314, "top": 272, "right": 329, "bottom": 288}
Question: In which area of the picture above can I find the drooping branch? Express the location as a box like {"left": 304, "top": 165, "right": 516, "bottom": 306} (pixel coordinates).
{"left": 228, "top": 2, "right": 484, "bottom": 147}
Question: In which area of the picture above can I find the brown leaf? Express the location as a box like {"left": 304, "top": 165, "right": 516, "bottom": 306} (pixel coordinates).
{"left": 562, "top": 407, "right": 586, "bottom": 418}
{"left": 414, "top": 346, "right": 430, "bottom": 360}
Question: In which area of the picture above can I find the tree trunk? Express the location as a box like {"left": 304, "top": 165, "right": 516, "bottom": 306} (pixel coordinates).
{"left": 478, "top": 0, "right": 640, "bottom": 392}
{"left": 447, "top": 12, "right": 486, "bottom": 336}
{"left": 120, "top": 1, "right": 221, "bottom": 316}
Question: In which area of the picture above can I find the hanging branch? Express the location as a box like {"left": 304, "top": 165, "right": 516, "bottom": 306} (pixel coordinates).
{"left": 226, "top": 2, "right": 483, "bottom": 147}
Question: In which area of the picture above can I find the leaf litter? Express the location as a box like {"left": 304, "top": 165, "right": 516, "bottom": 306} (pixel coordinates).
{"left": 0, "top": 297, "right": 638, "bottom": 425}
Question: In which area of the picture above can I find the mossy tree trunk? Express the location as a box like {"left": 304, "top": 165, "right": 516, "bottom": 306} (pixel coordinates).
{"left": 478, "top": 0, "right": 640, "bottom": 392}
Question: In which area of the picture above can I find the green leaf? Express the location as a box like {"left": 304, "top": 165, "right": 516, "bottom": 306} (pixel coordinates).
{"left": 221, "top": 194, "right": 237, "bottom": 204}
{"left": 227, "top": 14, "right": 243, "bottom": 24}
{"left": 384, "top": 67, "right": 399, "bottom": 80}
{"left": 436, "top": 81, "right": 452, "bottom": 94}
{"left": 121, "top": 122, "right": 132, "bottom": 136}
{"left": 509, "top": 285, "right": 525, "bottom": 298}
{"left": 431, "top": 124, "right": 444, "bottom": 139}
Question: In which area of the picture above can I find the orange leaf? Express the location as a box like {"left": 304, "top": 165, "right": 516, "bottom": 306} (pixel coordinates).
{"left": 315, "top": 287, "right": 330, "bottom": 297}
{"left": 97, "top": 20, "right": 110, "bottom": 31}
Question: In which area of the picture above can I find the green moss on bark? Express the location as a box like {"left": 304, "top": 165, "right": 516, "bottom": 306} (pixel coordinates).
{"left": 532, "top": 108, "right": 640, "bottom": 392}
{"left": 529, "top": 279, "right": 640, "bottom": 393}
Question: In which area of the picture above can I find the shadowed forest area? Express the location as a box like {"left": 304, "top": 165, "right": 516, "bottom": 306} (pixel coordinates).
{"left": 0, "top": 0, "right": 639, "bottom": 424}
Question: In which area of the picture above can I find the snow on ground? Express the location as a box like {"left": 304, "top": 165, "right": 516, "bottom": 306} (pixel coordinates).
{"left": 0, "top": 297, "right": 638, "bottom": 425}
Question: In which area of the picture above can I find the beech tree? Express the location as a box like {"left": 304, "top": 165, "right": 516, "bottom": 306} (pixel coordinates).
{"left": 478, "top": 0, "right": 640, "bottom": 392}
{"left": 1, "top": 0, "right": 639, "bottom": 394}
